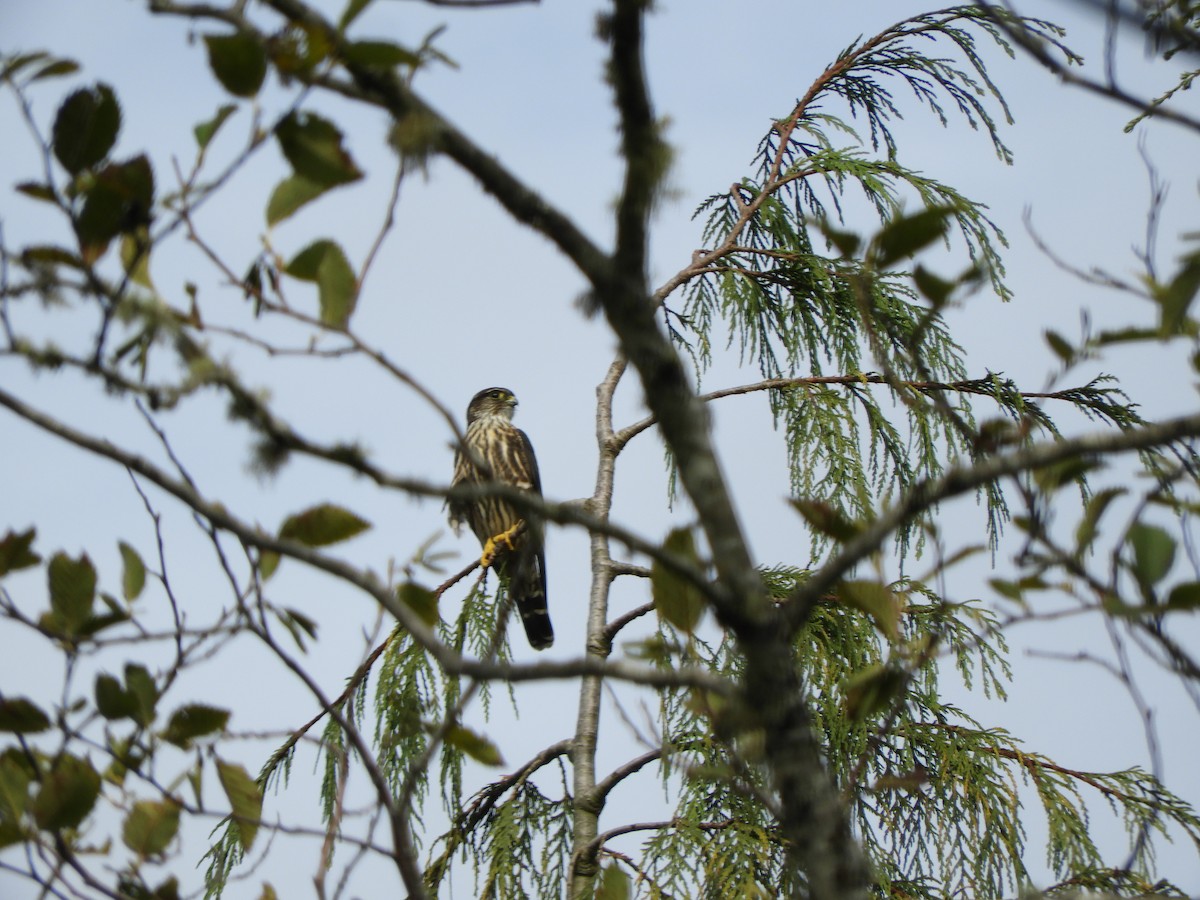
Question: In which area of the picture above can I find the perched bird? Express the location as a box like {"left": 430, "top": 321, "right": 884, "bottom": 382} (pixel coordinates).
{"left": 447, "top": 387, "right": 553, "bottom": 650}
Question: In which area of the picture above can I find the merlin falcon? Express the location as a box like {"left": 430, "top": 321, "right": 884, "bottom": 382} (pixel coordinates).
{"left": 448, "top": 387, "right": 553, "bottom": 650}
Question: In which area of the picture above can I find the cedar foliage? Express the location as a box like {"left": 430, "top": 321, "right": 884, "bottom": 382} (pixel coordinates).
{"left": 1, "top": 2, "right": 1199, "bottom": 899}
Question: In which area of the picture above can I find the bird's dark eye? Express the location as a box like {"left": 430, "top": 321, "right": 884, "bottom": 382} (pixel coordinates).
{"left": 490, "top": 390, "right": 503, "bottom": 399}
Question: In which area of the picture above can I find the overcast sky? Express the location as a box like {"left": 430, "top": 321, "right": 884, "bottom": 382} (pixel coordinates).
{"left": 2, "top": 0, "right": 1198, "bottom": 896}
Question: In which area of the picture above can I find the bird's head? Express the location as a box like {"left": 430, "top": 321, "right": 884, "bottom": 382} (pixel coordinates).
{"left": 466, "top": 387, "right": 518, "bottom": 424}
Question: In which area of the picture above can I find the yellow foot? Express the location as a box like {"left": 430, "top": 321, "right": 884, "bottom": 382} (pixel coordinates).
{"left": 479, "top": 522, "right": 523, "bottom": 569}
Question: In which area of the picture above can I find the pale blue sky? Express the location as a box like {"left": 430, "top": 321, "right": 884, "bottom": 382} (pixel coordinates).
{"left": 2, "top": 0, "right": 1198, "bottom": 896}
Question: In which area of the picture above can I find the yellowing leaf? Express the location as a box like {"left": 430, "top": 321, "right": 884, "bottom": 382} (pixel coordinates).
{"left": 836, "top": 580, "right": 902, "bottom": 640}
{"left": 651, "top": 528, "right": 706, "bottom": 634}
{"left": 444, "top": 726, "right": 504, "bottom": 767}
{"left": 122, "top": 799, "right": 181, "bottom": 857}
{"left": 216, "top": 759, "right": 263, "bottom": 853}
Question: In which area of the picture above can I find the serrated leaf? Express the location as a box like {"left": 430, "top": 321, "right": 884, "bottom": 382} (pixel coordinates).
{"left": 95, "top": 673, "right": 138, "bottom": 720}
{"left": 397, "top": 581, "right": 439, "bottom": 627}
{"left": 1127, "top": 522, "right": 1175, "bottom": 589}
{"left": 285, "top": 239, "right": 359, "bottom": 328}
{"left": 872, "top": 207, "right": 951, "bottom": 269}
{"left": 203, "top": 32, "right": 267, "bottom": 98}
{"left": 0, "top": 528, "right": 41, "bottom": 576}
{"left": 596, "top": 863, "right": 632, "bottom": 900}
{"left": 266, "top": 174, "right": 330, "bottom": 225}
{"left": 790, "top": 498, "right": 860, "bottom": 541}
{"left": 118, "top": 541, "right": 146, "bottom": 601}
{"left": 123, "top": 800, "right": 181, "bottom": 857}
{"left": 836, "top": 580, "right": 902, "bottom": 640}
{"left": 444, "top": 725, "right": 504, "bottom": 767}
{"left": 275, "top": 111, "right": 363, "bottom": 187}
{"left": 160, "top": 705, "right": 230, "bottom": 749}
{"left": 32, "top": 754, "right": 101, "bottom": 830}
{"left": 216, "top": 759, "right": 262, "bottom": 852}
{"left": 52, "top": 83, "right": 121, "bottom": 174}
{"left": 651, "top": 528, "right": 706, "bottom": 634}
{"left": 47, "top": 551, "right": 96, "bottom": 635}
{"left": 194, "top": 103, "right": 237, "bottom": 151}
{"left": 0, "top": 698, "right": 51, "bottom": 734}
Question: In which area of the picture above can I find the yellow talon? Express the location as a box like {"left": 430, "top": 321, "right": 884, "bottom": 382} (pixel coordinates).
{"left": 479, "top": 522, "right": 523, "bottom": 569}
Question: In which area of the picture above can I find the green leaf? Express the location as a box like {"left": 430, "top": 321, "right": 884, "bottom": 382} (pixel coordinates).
{"left": 1127, "top": 522, "right": 1175, "bottom": 589}
{"left": 818, "top": 221, "right": 861, "bottom": 258}
{"left": 871, "top": 206, "right": 952, "bottom": 269}
{"left": 203, "top": 32, "right": 267, "bottom": 98}
{"left": 912, "top": 264, "right": 955, "bottom": 308}
{"left": 274, "top": 111, "right": 363, "bottom": 187}
{"left": 216, "top": 759, "right": 263, "bottom": 853}
{"left": 95, "top": 673, "right": 138, "bottom": 720}
{"left": 1166, "top": 582, "right": 1200, "bottom": 612}
{"left": 651, "top": 528, "right": 706, "bottom": 634}
{"left": 836, "top": 580, "right": 902, "bottom": 640}
{"left": 1044, "top": 329, "right": 1075, "bottom": 364}
{"left": 284, "top": 239, "right": 359, "bottom": 328}
{"left": 124, "top": 664, "right": 159, "bottom": 727}
{"left": 790, "top": 498, "right": 860, "bottom": 541}
{"left": 397, "top": 581, "right": 439, "bottom": 627}
{"left": 30, "top": 58, "right": 81, "bottom": 82}
{"left": 444, "top": 725, "right": 505, "bottom": 767}
{"left": 32, "top": 754, "right": 101, "bottom": 830}
{"left": 266, "top": 174, "right": 330, "bottom": 226}
{"left": 118, "top": 541, "right": 146, "bottom": 601}
{"left": 843, "top": 664, "right": 906, "bottom": 723}
{"left": 1033, "top": 456, "right": 1098, "bottom": 493}
{"left": 338, "top": 0, "right": 375, "bottom": 31}
{"left": 343, "top": 40, "right": 421, "bottom": 70}
{"left": 77, "top": 155, "right": 155, "bottom": 255}
{"left": 0, "top": 51, "right": 50, "bottom": 82}
{"left": 0, "top": 528, "right": 41, "bottom": 576}
{"left": 193, "top": 103, "right": 237, "bottom": 151}
{"left": 596, "top": 863, "right": 632, "bottom": 900}
{"left": 1076, "top": 487, "right": 1125, "bottom": 554}
{"left": 1158, "top": 250, "right": 1200, "bottom": 335}
{"left": 52, "top": 83, "right": 121, "bottom": 174}
{"left": 122, "top": 799, "right": 181, "bottom": 857}
{"left": 160, "top": 704, "right": 231, "bottom": 749}
{"left": 0, "top": 750, "right": 34, "bottom": 825}
{"left": 277, "top": 606, "right": 319, "bottom": 648}
{"left": 0, "top": 698, "right": 51, "bottom": 734}
{"left": 47, "top": 551, "right": 97, "bottom": 634}
{"left": 279, "top": 503, "right": 371, "bottom": 547}
{"left": 15, "top": 182, "right": 57, "bottom": 203}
